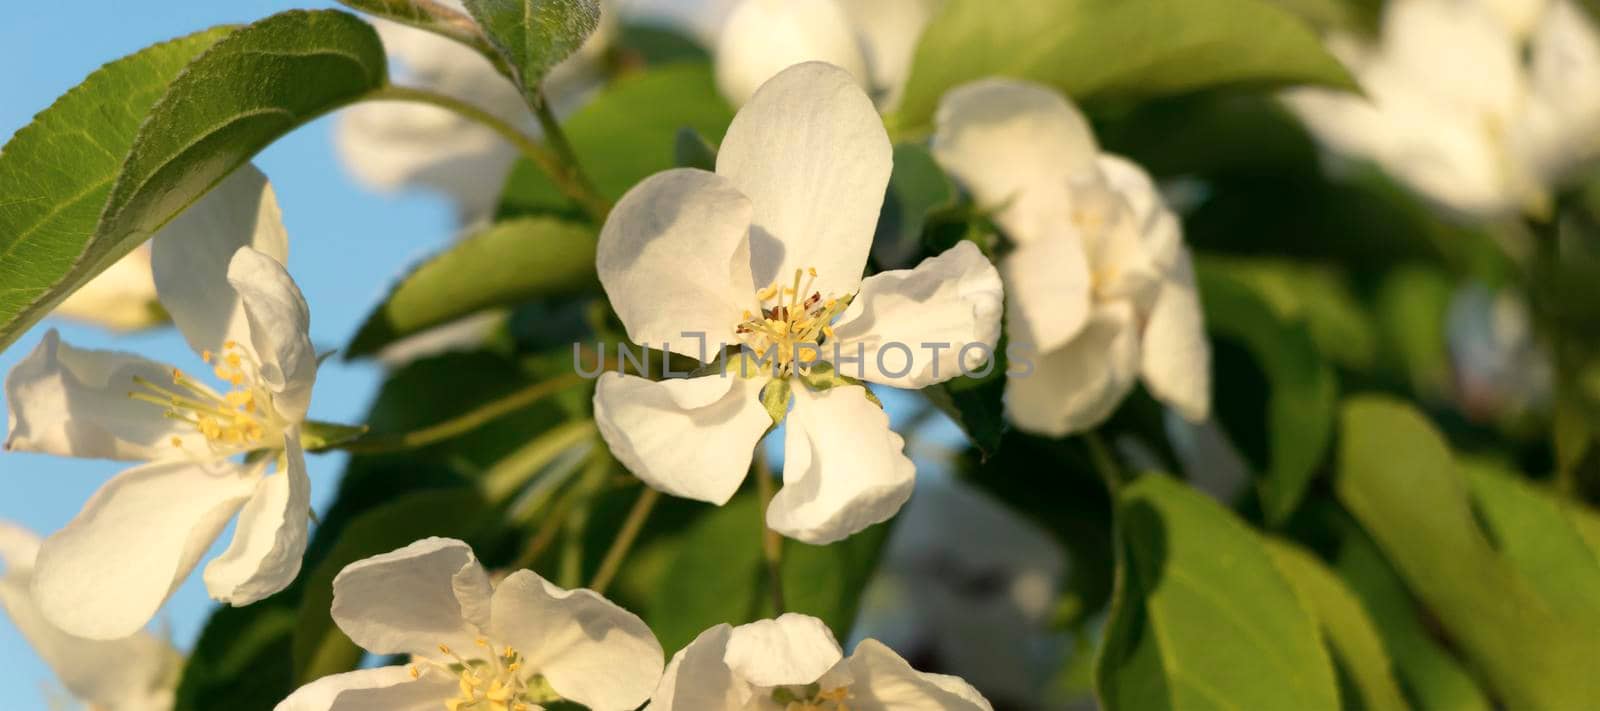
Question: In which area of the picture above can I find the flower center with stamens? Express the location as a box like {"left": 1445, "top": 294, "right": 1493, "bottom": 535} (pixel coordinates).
{"left": 734, "top": 268, "right": 852, "bottom": 377}
{"left": 413, "top": 639, "right": 559, "bottom": 711}
{"left": 772, "top": 684, "right": 853, "bottom": 711}
{"left": 126, "top": 340, "right": 284, "bottom": 453}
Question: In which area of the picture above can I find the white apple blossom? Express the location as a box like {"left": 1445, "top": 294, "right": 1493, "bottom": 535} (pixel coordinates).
{"left": 714, "top": 0, "right": 935, "bottom": 110}
{"left": 275, "top": 537, "right": 663, "bottom": 711}
{"left": 2, "top": 166, "right": 317, "bottom": 640}
{"left": 336, "top": 0, "right": 617, "bottom": 221}
{"left": 51, "top": 246, "right": 163, "bottom": 333}
{"left": 0, "top": 522, "right": 180, "bottom": 711}
{"left": 930, "top": 78, "right": 1211, "bottom": 437}
{"left": 1283, "top": 0, "right": 1600, "bottom": 218}
{"left": 853, "top": 479, "right": 1065, "bottom": 703}
{"left": 649, "top": 612, "right": 992, "bottom": 710}
{"left": 592, "top": 62, "right": 1002, "bottom": 545}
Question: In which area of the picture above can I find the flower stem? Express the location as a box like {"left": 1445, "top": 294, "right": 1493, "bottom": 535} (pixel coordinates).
{"left": 336, "top": 372, "right": 588, "bottom": 454}
{"left": 365, "top": 85, "right": 611, "bottom": 224}
{"left": 1083, "top": 429, "right": 1125, "bottom": 494}
{"left": 753, "top": 447, "right": 786, "bottom": 613}
{"left": 589, "top": 486, "right": 661, "bottom": 594}
{"left": 532, "top": 96, "right": 612, "bottom": 222}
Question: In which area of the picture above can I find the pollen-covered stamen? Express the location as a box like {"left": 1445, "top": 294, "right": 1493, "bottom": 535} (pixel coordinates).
{"left": 773, "top": 683, "right": 854, "bottom": 711}
{"left": 735, "top": 267, "right": 853, "bottom": 376}
{"left": 412, "top": 639, "right": 556, "bottom": 711}
{"left": 126, "top": 341, "right": 283, "bottom": 453}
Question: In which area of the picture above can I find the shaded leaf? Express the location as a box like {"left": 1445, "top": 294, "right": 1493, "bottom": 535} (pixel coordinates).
{"left": 173, "top": 600, "right": 298, "bottom": 711}
{"left": 1199, "top": 268, "right": 1338, "bottom": 525}
{"left": 0, "top": 10, "right": 387, "bottom": 352}
{"left": 891, "top": 0, "right": 1356, "bottom": 132}
{"left": 346, "top": 216, "right": 597, "bottom": 357}
{"left": 873, "top": 143, "right": 956, "bottom": 269}
{"left": 339, "top": 0, "right": 508, "bottom": 71}
{"left": 1095, "top": 474, "right": 1339, "bottom": 711}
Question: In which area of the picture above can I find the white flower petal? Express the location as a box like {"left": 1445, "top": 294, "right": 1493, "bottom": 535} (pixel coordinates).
{"left": 832, "top": 241, "right": 1003, "bottom": 388}
{"left": 837, "top": 0, "right": 935, "bottom": 110}
{"left": 1006, "top": 302, "right": 1141, "bottom": 436}
{"left": 3, "top": 330, "right": 200, "bottom": 460}
{"left": 594, "top": 372, "right": 772, "bottom": 505}
{"left": 1096, "top": 155, "right": 1182, "bottom": 283}
{"left": 151, "top": 164, "right": 289, "bottom": 359}
{"left": 1140, "top": 251, "right": 1211, "bottom": 423}
{"left": 724, "top": 613, "right": 843, "bottom": 688}
{"left": 1518, "top": 0, "right": 1600, "bottom": 183}
{"left": 999, "top": 233, "right": 1093, "bottom": 355}
{"left": 0, "top": 522, "right": 40, "bottom": 571}
{"left": 53, "top": 245, "right": 163, "bottom": 332}
{"left": 845, "top": 639, "right": 993, "bottom": 711}
{"left": 1, "top": 567, "right": 180, "bottom": 711}
{"left": 598, "top": 169, "right": 756, "bottom": 358}
{"left": 228, "top": 247, "right": 317, "bottom": 423}
{"left": 329, "top": 537, "right": 489, "bottom": 658}
{"left": 203, "top": 430, "right": 312, "bottom": 606}
{"left": 489, "top": 570, "right": 664, "bottom": 711}
{"left": 769, "top": 384, "right": 914, "bottom": 544}
{"left": 275, "top": 665, "right": 456, "bottom": 711}
{"left": 31, "top": 459, "right": 256, "bottom": 639}
{"left": 646, "top": 624, "right": 751, "bottom": 711}
{"left": 932, "top": 78, "right": 1100, "bottom": 246}
{"left": 717, "top": 61, "right": 891, "bottom": 297}
{"left": 714, "top": 0, "right": 870, "bottom": 108}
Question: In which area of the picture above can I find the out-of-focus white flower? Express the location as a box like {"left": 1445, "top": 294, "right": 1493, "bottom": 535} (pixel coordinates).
{"left": 1284, "top": 0, "right": 1600, "bottom": 218}
{"left": 649, "top": 612, "right": 992, "bottom": 710}
{"left": 593, "top": 62, "right": 1002, "bottom": 545}
{"left": 931, "top": 78, "right": 1211, "bottom": 437}
{"left": 1447, "top": 282, "right": 1553, "bottom": 419}
{"left": 0, "top": 522, "right": 180, "bottom": 711}
{"left": 714, "top": 0, "right": 935, "bottom": 110}
{"left": 618, "top": 0, "right": 741, "bottom": 46}
{"left": 51, "top": 246, "right": 163, "bottom": 333}
{"left": 336, "top": 0, "right": 617, "bottom": 221}
{"left": 274, "top": 537, "right": 662, "bottom": 711}
{"left": 3, "top": 166, "right": 317, "bottom": 640}
{"left": 853, "top": 478, "right": 1065, "bottom": 704}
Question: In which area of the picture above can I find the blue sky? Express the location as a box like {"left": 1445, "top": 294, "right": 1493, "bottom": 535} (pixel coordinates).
{"left": 0, "top": 2, "right": 459, "bottom": 706}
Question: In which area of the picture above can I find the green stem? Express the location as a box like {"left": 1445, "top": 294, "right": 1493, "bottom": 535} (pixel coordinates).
{"left": 531, "top": 96, "right": 612, "bottom": 221}
{"left": 365, "top": 85, "right": 610, "bottom": 224}
{"left": 1083, "top": 430, "right": 1125, "bottom": 494}
{"left": 589, "top": 486, "right": 661, "bottom": 594}
{"left": 754, "top": 447, "right": 786, "bottom": 613}
{"left": 336, "top": 372, "right": 587, "bottom": 454}
{"left": 481, "top": 419, "right": 598, "bottom": 502}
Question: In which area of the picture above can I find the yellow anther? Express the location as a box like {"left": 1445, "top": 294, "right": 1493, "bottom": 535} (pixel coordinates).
{"left": 170, "top": 437, "right": 183, "bottom": 448}
{"left": 201, "top": 350, "right": 213, "bottom": 363}
{"left": 439, "top": 644, "right": 452, "bottom": 654}
{"left": 476, "top": 636, "right": 490, "bottom": 647}
{"left": 224, "top": 340, "right": 239, "bottom": 350}
{"left": 408, "top": 665, "right": 420, "bottom": 680}
{"left": 807, "top": 267, "right": 817, "bottom": 277}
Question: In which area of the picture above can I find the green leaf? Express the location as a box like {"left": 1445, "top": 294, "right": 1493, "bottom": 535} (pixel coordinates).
{"left": 1199, "top": 268, "right": 1338, "bottom": 524}
{"left": 1095, "top": 474, "right": 1339, "bottom": 711}
{"left": 1458, "top": 458, "right": 1600, "bottom": 624}
{"left": 291, "top": 487, "right": 491, "bottom": 683}
{"left": 761, "top": 378, "right": 793, "bottom": 424}
{"left": 648, "top": 490, "right": 890, "bottom": 655}
{"left": 461, "top": 0, "right": 600, "bottom": 103}
{"left": 498, "top": 62, "right": 733, "bottom": 216}
{"left": 890, "top": 0, "right": 1356, "bottom": 132}
{"left": 0, "top": 10, "right": 387, "bottom": 353}
{"left": 1335, "top": 396, "right": 1600, "bottom": 708}
{"left": 1373, "top": 266, "right": 1454, "bottom": 400}
{"left": 673, "top": 126, "right": 719, "bottom": 171}
{"left": 346, "top": 216, "right": 598, "bottom": 358}
{"left": 1200, "top": 256, "right": 1378, "bottom": 371}
{"left": 300, "top": 420, "right": 370, "bottom": 452}
{"left": 338, "top": 0, "right": 508, "bottom": 71}
{"left": 0, "top": 28, "right": 229, "bottom": 350}
{"left": 1330, "top": 519, "right": 1491, "bottom": 711}
{"left": 1263, "top": 539, "right": 1408, "bottom": 711}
